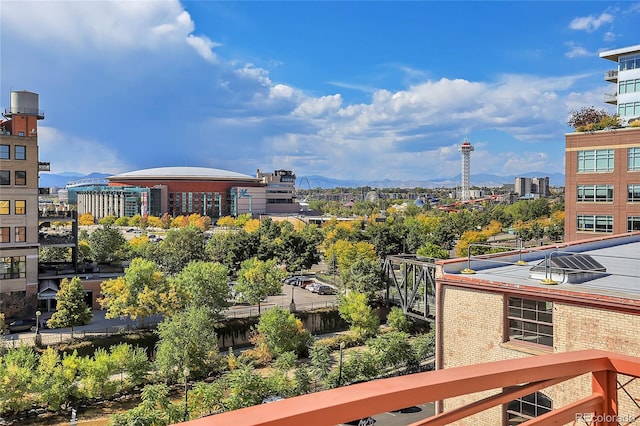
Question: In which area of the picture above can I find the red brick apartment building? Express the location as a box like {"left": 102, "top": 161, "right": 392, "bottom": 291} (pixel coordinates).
{"left": 564, "top": 126, "right": 640, "bottom": 241}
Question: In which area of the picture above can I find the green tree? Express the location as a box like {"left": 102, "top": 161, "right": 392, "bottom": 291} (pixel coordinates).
{"left": 38, "top": 246, "right": 72, "bottom": 262}
{"left": 154, "top": 306, "right": 220, "bottom": 380}
{"left": 88, "top": 224, "right": 127, "bottom": 263}
{"left": 366, "top": 331, "right": 414, "bottom": 374}
{"left": 235, "top": 257, "right": 287, "bottom": 314}
{"left": 278, "top": 225, "right": 322, "bottom": 273}
{"left": 0, "top": 346, "right": 38, "bottom": 414}
{"left": 155, "top": 226, "right": 206, "bottom": 275}
{"left": 100, "top": 258, "right": 170, "bottom": 321}
{"left": 109, "top": 383, "right": 182, "bottom": 426}
{"left": 338, "top": 292, "right": 379, "bottom": 339}
{"left": 341, "top": 257, "right": 384, "bottom": 302}
{"left": 386, "top": 307, "right": 412, "bottom": 332}
{"left": 174, "top": 260, "right": 231, "bottom": 318}
{"left": 47, "top": 277, "right": 93, "bottom": 336}
{"left": 416, "top": 242, "right": 449, "bottom": 259}
{"left": 309, "top": 343, "right": 332, "bottom": 388}
{"left": 34, "top": 347, "right": 74, "bottom": 411}
{"left": 255, "top": 307, "right": 313, "bottom": 357}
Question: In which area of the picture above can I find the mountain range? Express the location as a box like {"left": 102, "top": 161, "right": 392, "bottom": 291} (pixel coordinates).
{"left": 39, "top": 171, "right": 565, "bottom": 190}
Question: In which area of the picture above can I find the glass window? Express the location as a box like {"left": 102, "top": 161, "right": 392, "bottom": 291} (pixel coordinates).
{"left": 15, "top": 200, "right": 26, "bottom": 215}
{"left": 506, "top": 392, "right": 552, "bottom": 425}
{"left": 577, "top": 185, "right": 613, "bottom": 202}
{"left": 0, "top": 227, "right": 9, "bottom": 243}
{"left": 0, "top": 200, "right": 8, "bottom": 215}
{"left": 14, "top": 171, "right": 26, "bottom": 186}
{"left": 507, "top": 297, "right": 553, "bottom": 347}
{"left": 0, "top": 256, "right": 26, "bottom": 279}
{"left": 629, "top": 148, "right": 640, "bottom": 171}
{"left": 15, "top": 226, "right": 26, "bottom": 242}
{"left": 0, "top": 171, "right": 9, "bottom": 185}
{"left": 15, "top": 145, "right": 26, "bottom": 160}
{"left": 578, "top": 149, "right": 614, "bottom": 173}
{"left": 628, "top": 216, "right": 640, "bottom": 232}
{"left": 0, "top": 145, "right": 8, "bottom": 159}
{"left": 577, "top": 215, "right": 613, "bottom": 233}
{"left": 629, "top": 185, "right": 640, "bottom": 202}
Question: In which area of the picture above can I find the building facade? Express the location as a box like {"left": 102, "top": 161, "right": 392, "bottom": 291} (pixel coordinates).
{"left": 514, "top": 177, "right": 550, "bottom": 198}
{"left": 564, "top": 126, "right": 640, "bottom": 241}
{"left": 256, "top": 169, "right": 300, "bottom": 214}
{"left": 600, "top": 44, "right": 640, "bottom": 125}
{"left": 435, "top": 233, "right": 640, "bottom": 425}
{"left": 0, "top": 91, "right": 44, "bottom": 316}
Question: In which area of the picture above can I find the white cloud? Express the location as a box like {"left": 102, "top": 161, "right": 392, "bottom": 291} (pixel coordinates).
{"left": 293, "top": 95, "right": 343, "bottom": 117}
{"left": 569, "top": 12, "right": 614, "bottom": 32}
{"left": 0, "top": 0, "right": 218, "bottom": 61}
{"left": 565, "top": 42, "right": 591, "bottom": 58}
{"left": 38, "top": 127, "right": 131, "bottom": 175}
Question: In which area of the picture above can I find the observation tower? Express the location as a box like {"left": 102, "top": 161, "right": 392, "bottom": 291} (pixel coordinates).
{"left": 458, "top": 137, "right": 474, "bottom": 201}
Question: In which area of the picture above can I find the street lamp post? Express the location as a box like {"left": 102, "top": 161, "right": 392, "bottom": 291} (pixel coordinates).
{"left": 183, "top": 367, "right": 190, "bottom": 422}
{"left": 289, "top": 284, "right": 296, "bottom": 311}
{"left": 35, "top": 310, "right": 41, "bottom": 334}
{"left": 338, "top": 342, "right": 345, "bottom": 387}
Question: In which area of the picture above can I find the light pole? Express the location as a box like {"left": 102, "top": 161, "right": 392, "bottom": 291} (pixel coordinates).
{"left": 289, "top": 284, "right": 296, "bottom": 311}
{"left": 183, "top": 366, "right": 190, "bottom": 422}
{"left": 338, "top": 342, "right": 345, "bottom": 387}
{"left": 35, "top": 310, "right": 41, "bottom": 334}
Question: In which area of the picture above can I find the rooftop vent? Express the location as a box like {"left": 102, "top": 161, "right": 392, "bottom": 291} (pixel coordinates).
{"left": 529, "top": 254, "right": 607, "bottom": 284}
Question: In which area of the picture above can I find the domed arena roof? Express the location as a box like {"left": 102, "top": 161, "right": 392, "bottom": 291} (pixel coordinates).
{"left": 108, "top": 166, "right": 257, "bottom": 181}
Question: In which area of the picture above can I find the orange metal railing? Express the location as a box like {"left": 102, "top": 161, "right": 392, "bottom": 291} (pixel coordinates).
{"left": 179, "top": 350, "right": 640, "bottom": 426}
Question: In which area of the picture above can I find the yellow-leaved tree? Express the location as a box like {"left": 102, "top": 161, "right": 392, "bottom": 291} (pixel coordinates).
{"left": 78, "top": 213, "right": 95, "bottom": 226}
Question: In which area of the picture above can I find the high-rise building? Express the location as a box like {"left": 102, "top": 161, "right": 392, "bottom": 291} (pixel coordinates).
{"left": 600, "top": 44, "right": 640, "bottom": 125}
{"left": 458, "top": 138, "right": 474, "bottom": 201}
{"left": 0, "top": 91, "right": 44, "bottom": 317}
{"left": 514, "top": 176, "right": 550, "bottom": 198}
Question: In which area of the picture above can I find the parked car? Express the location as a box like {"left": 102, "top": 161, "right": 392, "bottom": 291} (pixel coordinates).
{"left": 317, "top": 285, "right": 337, "bottom": 295}
{"left": 297, "top": 278, "right": 314, "bottom": 289}
{"left": 282, "top": 276, "right": 302, "bottom": 285}
{"left": 307, "top": 282, "right": 321, "bottom": 293}
{"left": 5, "top": 318, "right": 37, "bottom": 334}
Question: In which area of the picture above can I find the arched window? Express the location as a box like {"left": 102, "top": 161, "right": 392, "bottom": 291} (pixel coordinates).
{"left": 506, "top": 391, "right": 552, "bottom": 425}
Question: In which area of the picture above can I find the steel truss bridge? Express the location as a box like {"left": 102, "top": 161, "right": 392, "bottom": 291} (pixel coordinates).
{"left": 383, "top": 254, "right": 437, "bottom": 321}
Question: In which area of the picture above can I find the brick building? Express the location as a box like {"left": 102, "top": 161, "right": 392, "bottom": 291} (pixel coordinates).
{"left": 434, "top": 233, "right": 640, "bottom": 424}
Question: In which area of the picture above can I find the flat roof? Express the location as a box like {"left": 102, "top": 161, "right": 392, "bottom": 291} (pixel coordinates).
{"left": 440, "top": 233, "right": 640, "bottom": 301}
{"left": 599, "top": 44, "right": 640, "bottom": 61}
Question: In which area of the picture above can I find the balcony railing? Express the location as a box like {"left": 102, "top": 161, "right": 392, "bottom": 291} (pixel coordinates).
{"left": 180, "top": 350, "right": 640, "bottom": 426}
{"left": 604, "top": 69, "right": 618, "bottom": 82}
{"left": 604, "top": 92, "right": 618, "bottom": 104}
{"left": 3, "top": 107, "right": 45, "bottom": 119}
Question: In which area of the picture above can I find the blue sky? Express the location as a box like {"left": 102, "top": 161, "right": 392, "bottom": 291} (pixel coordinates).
{"left": 1, "top": 1, "right": 639, "bottom": 182}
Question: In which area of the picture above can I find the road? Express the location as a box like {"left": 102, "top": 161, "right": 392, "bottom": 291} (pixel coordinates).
{"left": 340, "top": 403, "right": 435, "bottom": 426}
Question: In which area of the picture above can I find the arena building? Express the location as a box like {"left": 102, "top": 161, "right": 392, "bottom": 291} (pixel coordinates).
{"left": 76, "top": 167, "right": 299, "bottom": 219}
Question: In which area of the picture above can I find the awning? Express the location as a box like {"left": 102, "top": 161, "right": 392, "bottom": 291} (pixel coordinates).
{"left": 38, "top": 279, "right": 59, "bottom": 300}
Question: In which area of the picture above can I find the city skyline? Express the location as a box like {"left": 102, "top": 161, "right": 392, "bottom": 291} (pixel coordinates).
{"left": 1, "top": 1, "right": 639, "bottom": 180}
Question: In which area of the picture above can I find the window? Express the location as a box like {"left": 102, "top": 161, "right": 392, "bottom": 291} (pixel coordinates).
{"left": 629, "top": 216, "right": 640, "bottom": 232}
{"left": 0, "top": 227, "right": 8, "bottom": 243}
{"left": 618, "top": 102, "right": 640, "bottom": 117}
{"left": 577, "top": 184, "right": 613, "bottom": 202}
{"left": 15, "top": 145, "right": 26, "bottom": 160}
{"left": 15, "top": 200, "right": 26, "bottom": 215}
{"left": 0, "top": 145, "right": 8, "bottom": 159}
{"left": 14, "top": 171, "right": 26, "bottom": 186}
{"left": 577, "top": 149, "right": 614, "bottom": 173}
{"left": 0, "top": 171, "right": 9, "bottom": 185}
{"left": 629, "top": 185, "right": 640, "bottom": 202}
{"left": 577, "top": 215, "right": 613, "bottom": 233}
{"left": 629, "top": 148, "right": 640, "bottom": 171}
{"left": 15, "top": 227, "right": 25, "bottom": 242}
{"left": 620, "top": 53, "right": 640, "bottom": 71}
{"left": 619, "top": 78, "right": 640, "bottom": 94}
{"left": 506, "top": 392, "right": 552, "bottom": 425}
{"left": 507, "top": 297, "right": 553, "bottom": 347}
{"left": 0, "top": 201, "right": 8, "bottom": 215}
{"left": 0, "top": 256, "right": 26, "bottom": 279}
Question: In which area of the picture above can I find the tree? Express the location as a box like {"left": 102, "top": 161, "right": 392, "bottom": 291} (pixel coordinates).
{"left": 278, "top": 225, "right": 321, "bottom": 273}
{"left": 154, "top": 306, "right": 220, "bottom": 380}
{"left": 386, "top": 307, "right": 412, "bottom": 333}
{"left": 255, "top": 307, "right": 313, "bottom": 357}
{"left": 235, "top": 257, "right": 287, "bottom": 314}
{"left": 416, "top": 242, "right": 449, "bottom": 259}
{"left": 100, "top": 258, "right": 171, "bottom": 321}
{"left": 567, "top": 106, "right": 618, "bottom": 131}
{"left": 39, "top": 246, "right": 72, "bottom": 263}
{"left": 338, "top": 292, "right": 379, "bottom": 339}
{"left": 155, "top": 226, "right": 206, "bottom": 275}
{"left": 173, "top": 260, "right": 231, "bottom": 318}
{"left": 78, "top": 213, "right": 95, "bottom": 226}
{"left": 341, "top": 257, "right": 384, "bottom": 302}
{"left": 88, "top": 224, "right": 127, "bottom": 263}
{"left": 366, "top": 331, "right": 414, "bottom": 374}
{"left": 109, "top": 383, "right": 182, "bottom": 426}
{"left": 47, "top": 277, "right": 92, "bottom": 336}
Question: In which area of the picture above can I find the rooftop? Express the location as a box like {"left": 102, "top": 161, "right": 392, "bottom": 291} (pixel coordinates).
{"left": 599, "top": 44, "right": 640, "bottom": 62}
{"left": 439, "top": 233, "right": 640, "bottom": 302}
{"left": 108, "top": 166, "right": 258, "bottom": 182}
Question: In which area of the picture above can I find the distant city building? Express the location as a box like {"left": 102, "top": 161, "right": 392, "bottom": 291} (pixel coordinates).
{"left": 514, "top": 176, "right": 550, "bottom": 198}
{"left": 599, "top": 44, "right": 640, "bottom": 125}
{"left": 256, "top": 169, "right": 300, "bottom": 214}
